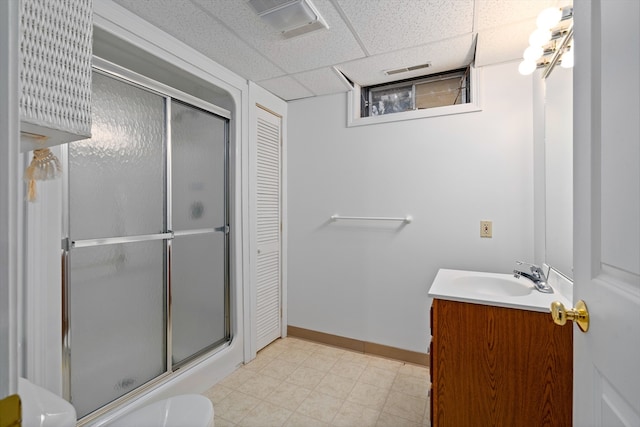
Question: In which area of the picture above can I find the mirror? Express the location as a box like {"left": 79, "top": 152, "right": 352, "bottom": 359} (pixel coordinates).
{"left": 544, "top": 66, "right": 573, "bottom": 279}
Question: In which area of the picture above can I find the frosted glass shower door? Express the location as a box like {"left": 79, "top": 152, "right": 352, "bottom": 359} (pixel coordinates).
{"left": 67, "top": 72, "right": 167, "bottom": 418}
{"left": 65, "top": 68, "right": 231, "bottom": 420}
{"left": 170, "top": 100, "right": 229, "bottom": 366}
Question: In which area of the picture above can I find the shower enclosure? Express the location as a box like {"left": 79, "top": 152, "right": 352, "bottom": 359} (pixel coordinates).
{"left": 62, "top": 63, "right": 230, "bottom": 419}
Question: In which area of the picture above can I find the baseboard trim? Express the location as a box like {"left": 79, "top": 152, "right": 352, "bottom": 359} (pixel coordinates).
{"left": 287, "top": 325, "right": 428, "bottom": 367}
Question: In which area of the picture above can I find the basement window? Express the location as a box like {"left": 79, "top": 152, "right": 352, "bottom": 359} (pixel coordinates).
{"left": 362, "top": 67, "right": 470, "bottom": 117}
{"left": 346, "top": 65, "right": 480, "bottom": 127}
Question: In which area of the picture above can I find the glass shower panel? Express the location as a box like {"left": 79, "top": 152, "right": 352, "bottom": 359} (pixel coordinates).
{"left": 69, "top": 72, "right": 165, "bottom": 241}
{"left": 171, "top": 234, "right": 227, "bottom": 365}
{"left": 171, "top": 101, "right": 226, "bottom": 230}
{"left": 69, "top": 241, "right": 165, "bottom": 418}
{"left": 170, "top": 100, "right": 228, "bottom": 366}
{"left": 67, "top": 71, "right": 167, "bottom": 418}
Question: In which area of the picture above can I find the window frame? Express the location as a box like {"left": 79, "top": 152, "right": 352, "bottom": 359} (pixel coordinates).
{"left": 347, "top": 65, "right": 482, "bottom": 127}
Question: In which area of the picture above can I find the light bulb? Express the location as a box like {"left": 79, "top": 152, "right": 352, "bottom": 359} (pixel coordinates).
{"left": 537, "top": 7, "right": 562, "bottom": 30}
{"left": 561, "top": 49, "right": 574, "bottom": 68}
{"left": 519, "top": 60, "right": 537, "bottom": 75}
{"left": 529, "top": 28, "right": 552, "bottom": 47}
{"left": 523, "top": 45, "right": 543, "bottom": 61}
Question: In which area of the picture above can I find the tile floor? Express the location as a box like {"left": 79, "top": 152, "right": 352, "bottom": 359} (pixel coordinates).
{"left": 203, "top": 337, "right": 431, "bottom": 427}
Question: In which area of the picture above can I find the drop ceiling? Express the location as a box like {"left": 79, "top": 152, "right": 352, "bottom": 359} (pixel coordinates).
{"left": 111, "top": 0, "right": 571, "bottom": 101}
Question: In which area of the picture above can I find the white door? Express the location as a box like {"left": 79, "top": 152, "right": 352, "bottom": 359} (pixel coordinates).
{"left": 255, "top": 105, "right": 282, "bottom": 351}
{"left": 573, "top": 1, "right": 640, "bottom": 425}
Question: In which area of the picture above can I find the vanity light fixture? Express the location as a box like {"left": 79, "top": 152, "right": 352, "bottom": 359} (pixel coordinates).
{"left": 519, "top": 6, "right": 574, "bottom": 78}
{"left": 560, "top": 44, "right": 574, "bottom": 68}
{"left": 529, "top": 28, "right": 552, "bottom": 48}
{"left": 536, "top": 7, "right": 563, "bottom": 30}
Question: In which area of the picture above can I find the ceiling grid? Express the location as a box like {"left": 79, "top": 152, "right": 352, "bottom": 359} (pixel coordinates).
{"left": 112, "top": 0, "right": 572, "bottom": 101}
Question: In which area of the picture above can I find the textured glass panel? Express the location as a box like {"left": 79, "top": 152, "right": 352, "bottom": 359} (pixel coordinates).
{"left": 171, "top": 101, "right": 227, "bottom": 231}
{"left": 69, "top": 241, "right": 165, "bottom": 418}
{"left": 69, "top": 72, "right": 165, "bottom": 240}
{"left": 172, "top": 233, "right": 226, "bottom": 366}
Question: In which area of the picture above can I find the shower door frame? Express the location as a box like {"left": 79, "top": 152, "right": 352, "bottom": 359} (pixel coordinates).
{"left": 61, "top": 57, "right": 232, "bottom": 423}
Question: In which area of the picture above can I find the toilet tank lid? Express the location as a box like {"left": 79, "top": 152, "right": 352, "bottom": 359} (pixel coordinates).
{"left": 18, "top": 378, "right": 77, "bottom": 427}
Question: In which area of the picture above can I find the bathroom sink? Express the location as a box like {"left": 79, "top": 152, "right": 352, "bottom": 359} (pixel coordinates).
{"left": 452, "top": 276, "right": 533, "bottom": 297}
{"left": 428, "top": 269, "right": 572, "bottom": 313}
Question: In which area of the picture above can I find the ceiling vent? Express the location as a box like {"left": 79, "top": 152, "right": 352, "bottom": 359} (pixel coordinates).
{"left": 249, "top": 0, "right": 328, "bottom": 39}
{"left": 384, "top": 63, "right": 432, "bottom": 76}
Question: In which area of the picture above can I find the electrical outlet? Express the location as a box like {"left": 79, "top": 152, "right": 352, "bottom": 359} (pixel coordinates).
{"left": 480, "top": 220, "right": 492, "bottom": 238}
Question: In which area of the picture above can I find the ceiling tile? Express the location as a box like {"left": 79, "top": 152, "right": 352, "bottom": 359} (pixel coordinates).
{"left": 113, "top": 0, "right": 285, "bottom": 81}
{"left": 193, "top": 0, "right": 366, "bottom": 74}
{"left": 475, "top": 19, "right": 536, "bottom": 67}
{"left": 336, "top": 35, "right": 475, "bottom": 86}
{"left": 475, "top": 0, "right": 569, "bottom": 31}
{"left": 292, "top": 67, "right": 352, "bottom": 97}
{"left": 109, "top": 0, "right": 572, "bottom": 101}
{"left": 335, "top": 0, "right": 474, "bottom": 55}
{"left": 257, "top": 76, "right": 315, "bottom": 100}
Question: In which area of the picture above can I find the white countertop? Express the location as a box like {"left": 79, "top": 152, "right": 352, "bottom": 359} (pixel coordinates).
{"left": 428, "top": 268, "right": 572, "bottom": 313}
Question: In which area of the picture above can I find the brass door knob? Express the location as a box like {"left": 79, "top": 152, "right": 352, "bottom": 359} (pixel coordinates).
{"left": 551, "top": 300, "right": 589, "bottom": 332}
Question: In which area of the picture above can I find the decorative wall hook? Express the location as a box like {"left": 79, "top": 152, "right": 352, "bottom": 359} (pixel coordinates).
{"left": 24, "top": 148, "right": 62, "bottom": 202}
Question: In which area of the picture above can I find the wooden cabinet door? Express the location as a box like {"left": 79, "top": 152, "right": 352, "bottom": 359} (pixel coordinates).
{"left": 431, "top": 299, "right": 572, "bottom": 427}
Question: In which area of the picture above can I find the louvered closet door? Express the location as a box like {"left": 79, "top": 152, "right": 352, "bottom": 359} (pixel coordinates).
{"left": 256, "top": 106, "right": 282, "bottom": 351}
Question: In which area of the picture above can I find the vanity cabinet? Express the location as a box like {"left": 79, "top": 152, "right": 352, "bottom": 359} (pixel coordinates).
{"left": 429, "top": 298, "right": 572, "bottom": 427}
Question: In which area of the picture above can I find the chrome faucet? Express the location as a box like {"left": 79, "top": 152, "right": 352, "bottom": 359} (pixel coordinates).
{"left": 513, "top": 261, "right": 554, "bottom": 293}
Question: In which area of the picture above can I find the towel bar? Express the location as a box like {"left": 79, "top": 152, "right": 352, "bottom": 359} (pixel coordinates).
{"left": 330, "top": 214, "right": 412, "bottom": 224}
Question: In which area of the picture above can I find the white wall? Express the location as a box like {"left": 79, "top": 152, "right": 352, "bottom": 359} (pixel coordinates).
{"left": 287, "top": 61, "right": 535, "bottom": 353}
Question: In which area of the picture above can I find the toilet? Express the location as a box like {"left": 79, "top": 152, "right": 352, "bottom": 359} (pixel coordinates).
{"left": 107, "top": 394, "right": 214, "bottom": 427}
{"left": 18, "top": 377, "right": 77, "bottom": 427}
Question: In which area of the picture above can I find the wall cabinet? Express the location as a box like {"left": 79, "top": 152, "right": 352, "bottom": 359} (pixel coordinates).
{"left": 430, "top": 298, "right": 572, "bottom": 427}
{"left": 19, "top": 0, "right": 93, "bottom": 151}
